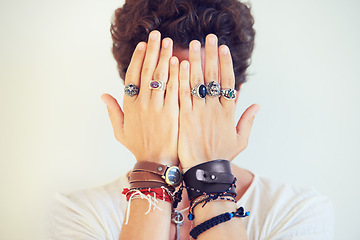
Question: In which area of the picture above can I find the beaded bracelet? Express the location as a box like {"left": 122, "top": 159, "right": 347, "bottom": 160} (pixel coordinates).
{"left": 189, "top": 207, "right": 250, "bottom": 239}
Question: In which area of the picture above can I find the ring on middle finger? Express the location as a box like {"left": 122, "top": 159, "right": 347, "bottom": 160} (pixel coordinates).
{"left": 191, "top": 84, "right": 207, "bottom": 99}
{"left": 206, "top": 81, "right": 221, "bottom": 97}
{"left": 149, "top": 80, "right": 166, "bottom": 90}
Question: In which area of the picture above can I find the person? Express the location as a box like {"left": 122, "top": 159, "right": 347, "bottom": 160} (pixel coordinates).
{"left": 47, "top": 0, "right": 334, "bottom": 239}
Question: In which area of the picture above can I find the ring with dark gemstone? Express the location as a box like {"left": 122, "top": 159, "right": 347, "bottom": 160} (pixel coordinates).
{"left": 206, "top": 81, "right": 221, "bottom": 97}
{"left": 220, "top": 88, "right": 237, "bottom": 100}
{"left": 124, "top": 83, "right": 139, "bottom": 97}
{"left": 149, "top": 80, "right": 166, "bottom": 90}
{"left": 191, "top": 84, "right": 207, "bottom": 99}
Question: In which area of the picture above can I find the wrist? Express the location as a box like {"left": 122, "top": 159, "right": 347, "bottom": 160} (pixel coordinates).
{"left": 136, "top": 155, "right": 179, "bottom": 166}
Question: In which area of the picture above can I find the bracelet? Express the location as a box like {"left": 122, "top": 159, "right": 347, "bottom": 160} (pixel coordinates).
{"left": 188, "top": 193, "right": 236, "bottom": 221}
{"left": 122, "top": 187, "right": 173, "bottom": 203}
{"left": 183, "top": 160, "right": 236, "bottom": 200}
{"left": 189, "top": 207, "right": 250, "bottom": 239}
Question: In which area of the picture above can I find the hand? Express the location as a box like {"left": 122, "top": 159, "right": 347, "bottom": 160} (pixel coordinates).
{"left": 101, "top": 31, "right": 180, "bottom": 166}
{"left": 178, "top": 34, "right": 260, "bottom": 169}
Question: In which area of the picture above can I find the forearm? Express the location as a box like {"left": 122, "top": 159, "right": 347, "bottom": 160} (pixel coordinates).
{"left": 119, "top": 198, "right": 172, "bottom": 240}
{"left": 193, "top": 199, "right": 248, "bottom": 240}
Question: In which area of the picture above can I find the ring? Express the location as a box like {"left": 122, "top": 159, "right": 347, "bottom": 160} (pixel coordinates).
{"left": 124, "top": 83, "right": 139, "bottom": 97}
{"left": 220, "top": 88, "right": 237, "bottom": 100}
{"left": 191, "top": 84, "right": 207, "bottom": 99}
{"left": 206, "top": 81, "right": 221, "bottom": 97}
{"left": 149, "top": 80, "right": 166, "bottom": 90}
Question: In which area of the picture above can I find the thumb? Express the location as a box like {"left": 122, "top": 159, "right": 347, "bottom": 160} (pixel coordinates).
{"left": 236, "top": 104, "right": 260, "bottom": 149}
{"left": 101, "top": 93, "right": 124, "bottom": 142}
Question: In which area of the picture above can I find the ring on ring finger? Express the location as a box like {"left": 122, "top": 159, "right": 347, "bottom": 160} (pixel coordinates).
{"left": 220, "top": 88, "right": 237, "bottom": 100}
{"left": 149, "top": 80, "right": 166, "bottom": 90}
{"left": 191, "top": 84, "right": 207, "bottom": 99}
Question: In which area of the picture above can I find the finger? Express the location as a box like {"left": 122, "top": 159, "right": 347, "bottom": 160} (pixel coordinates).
{"left": 188, "top": 40, "right": 206, "bottom": 104}
{"left": 219, "top": 45, "right": 236, "bottom": 106}
{"left": 204, "top": 34, "right": 221, "bottom": 104}
{"left": 164, "top": 56, "right": 179, "bottom": 107}
{"left": 179, "top": 60, "right": 192, "bottom": 112}
{"left": 101, "top": 93, "right": 125, "bottom": 143}
{"left": 139, "top": 30, "right": 161, "bottom": 100}
{"left": 151, "top": 38, "right": 173, "bottom": 104}
{"left": 123, "top": 41, "right": 147, "bottom": 103}
{"left": 204, "top": 34, "right": 219, "bottom": 84}
{"left": 236, "top": 104, "right": 261, "bottom": 150}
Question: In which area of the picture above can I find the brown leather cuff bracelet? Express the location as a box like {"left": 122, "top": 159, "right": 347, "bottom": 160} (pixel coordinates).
{"left": 131, "top": 161, "right": 182, "bottom": 187}
{"left": 129, "top": 171, "right": 171, "bottom": 189}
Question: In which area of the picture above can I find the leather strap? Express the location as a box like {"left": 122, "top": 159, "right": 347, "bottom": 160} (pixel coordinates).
{"left": 183, "top": 160, "right": 236, "bottom": 200}
{"left": 133, "top": 161, "right": 168, "bottom": 176}
{"left": 129, "top": 171, "right": 164, "bottom": 183}
{"left": 130, "top": 181, "right": 168, "bottom": 189}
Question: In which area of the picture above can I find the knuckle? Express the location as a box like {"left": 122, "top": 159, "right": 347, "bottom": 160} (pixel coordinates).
{"left": 205, "top": 70, "right": 218, "bottom": 81}
{"left": 153, "top": 71, "right": 167, "bottom": 81}
{"left": 125, "top": 70, "right": 137, "bottom": 81}
{"left": 247, "top": 116, "right": 255, "bottom": 128}
{"left": 114, "top": 132, "right": 122, "bottom": 142}
{"left": 221, "top": 76, "right": 234, "bottom": 85}
{"left": 142, "top": 65, "right": 154, "bottom": 75}
{"left": 180, "top": 87, "right": 190, "bottom": 97}
{"left": 239, "top": 138, "right": 249, "bottom": 150}
{"left": 166, "top": 81, "right": 176, "bottom": 92}
{"left": 192, "top": 74, "right": 204, "bottom": 84}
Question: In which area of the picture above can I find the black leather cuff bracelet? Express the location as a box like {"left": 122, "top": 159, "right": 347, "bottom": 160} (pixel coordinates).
{"left": 183, "top": 160, "right": 236, "bottom": 200}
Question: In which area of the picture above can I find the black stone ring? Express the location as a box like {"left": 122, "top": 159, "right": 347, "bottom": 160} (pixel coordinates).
{"left": 191, "top": 84, "right": 207, "bottom": 99}
{"left": 220, "top": 88, "right": 237, "bottom": 100}
{"left": 124, "top": 83, "right": 139, "bottom": 97}
{"left": 206, "top": 81, "right": 221, "bottom": 97}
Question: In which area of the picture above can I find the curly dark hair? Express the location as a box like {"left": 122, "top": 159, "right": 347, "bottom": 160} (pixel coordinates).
{"left": 111, "top": 0, "right": 255, "bottom": 90}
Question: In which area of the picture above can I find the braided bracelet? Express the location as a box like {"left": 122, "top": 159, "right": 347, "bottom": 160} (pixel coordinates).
{"left": 189, "top": 207, "right": 250, "bottom": 239}
{"left": 188, "top": 193, "right": 236, "bottom": 221}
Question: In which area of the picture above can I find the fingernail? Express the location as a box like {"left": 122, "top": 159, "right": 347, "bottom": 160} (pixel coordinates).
{"left": 163, "top": 38, "right": 170, "bottom": 48}
{"left": 170, "top": 57, "right": 177, "bottom": 65}
{"left": 137, "top": 42, "right": 145, "bottom": 51}
{"left": 208, "top": 35, "right": 216, "bottom": 45}
{"left": 192, "top": 41, "right": 200, "bottom": 51}
{"left": 181, "top": 61, "right": 189, "bottom": 70}
{"left": 101, "top": 95, "right": 107, "bottom": 105}
{"left": 221, "top": 45, "right": 229, "bottom": 55}
{"left": 150, "top": 31, "right": 158, "bottom": 41}
{"left": 253, "top": 106, "right": 260, "bottom": 115}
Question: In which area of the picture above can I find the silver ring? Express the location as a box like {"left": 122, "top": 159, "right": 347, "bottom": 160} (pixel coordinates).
{"left": 124, "top": 83, "right": 139, "bottom": 97}
{"left": 220, "top": 88, "right": 237, "bottom": 100}
{"left": 191, "top": 84, "right": 207, "bottom": 99}
{"left": 149, "top": 80, "right": 166, "bottom": 90}
{"left": 206, "top": 81, "right": 221, "bottom": 97}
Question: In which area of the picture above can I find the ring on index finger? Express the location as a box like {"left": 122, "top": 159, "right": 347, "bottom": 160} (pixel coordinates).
{"left": 124, "top": 83, "right": 139, "bottom": 97}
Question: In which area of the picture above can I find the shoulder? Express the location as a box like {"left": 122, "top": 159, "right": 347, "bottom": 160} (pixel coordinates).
{"left": 239, "top": 174, "right": 334, "bottom": 240}
{"left": 46, "top": 175, "right": 129, "bottom": 240}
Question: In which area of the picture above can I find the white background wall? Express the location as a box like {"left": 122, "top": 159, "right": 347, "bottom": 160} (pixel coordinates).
{"left": 0, "top": 0, "right": 359, "bottom": 239}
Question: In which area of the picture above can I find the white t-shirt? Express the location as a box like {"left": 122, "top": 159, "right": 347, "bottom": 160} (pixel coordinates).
{"left": 47, "top": 173, "right": 333, "bottom": 240}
